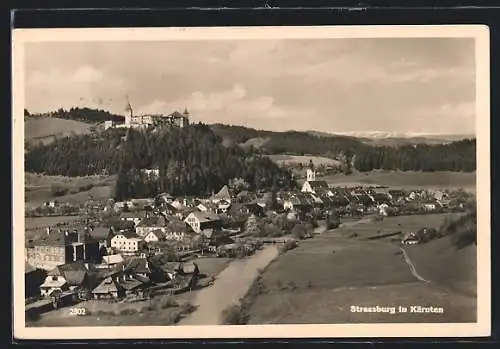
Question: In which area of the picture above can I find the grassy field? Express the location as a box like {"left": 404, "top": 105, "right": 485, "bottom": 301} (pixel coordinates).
{"left": 26, "top": 295, "right": 196, "bottom": 327}
{"left": 244, "top": 213, "right": 476, "bottom": 324}
{"left": 25, "top": 117, "right": 93, "bottom": 146}
{"left": 267, "top": 154, "right": 341, "bottom": 167}
{"left": 25, "top": 173, "right": 116, "bottom": 207}
{"left": 25, "top": 216, "right": 86, "bottom": 241}
{"left": 320, "top": 171, "right": 476, "bottom": 192}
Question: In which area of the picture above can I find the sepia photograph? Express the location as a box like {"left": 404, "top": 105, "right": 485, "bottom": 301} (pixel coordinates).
{"left": 12, "top": 25, "right": 490, "bottom": 339}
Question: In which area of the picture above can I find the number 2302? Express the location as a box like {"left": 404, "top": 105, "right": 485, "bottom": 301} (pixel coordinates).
{"left": 69, "top": 308, "right": 87, "bottom": 316}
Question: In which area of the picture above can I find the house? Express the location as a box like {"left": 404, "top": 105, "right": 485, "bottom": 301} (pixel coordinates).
{"left": 211, "top": 185, "right": 234, "bottom": 203}
{"left": 378, "top": 203, "right": 390, "bottom": 216}
{"left": 144, "top": 229, "right": 167, "bottom": 243}
{"left": 125, "top": 257, "right": 152, "bottom": 279}
{"left": 40, "top": 263, "right": 92, "bottom": 296}
{"left": 114, "top": 200, "right": 136, "bottom": 212}
{"left": 102, "top": 254, "right": 124, "bottom": 266}
{"left": 135, "top": 214, "right": 168, "bottom": 237}
{"left": 39, "top": 273, "right": 69, "bottom": 297}
{"left": 164, "top": 221, "right": 194, "bottom": 241}
{"left": 110, "top": 231, "right": 145, "bottom": 254}
{"left": 184, "top": 211, "right": 222, "bottom": 233}
{"left": 25, "top": 228, "right": 100, "bottom": 271}
{"left": 92, "top": 276, "right": 124, "bottom": 300}
{"left": 119, "top": 211, "right": 147, "bottom": 226}
{"left": 216, "top": 199, "right": 232, "bottom": 214}
{"left": 423, "top": 201, "right": 438, "bottom": 211}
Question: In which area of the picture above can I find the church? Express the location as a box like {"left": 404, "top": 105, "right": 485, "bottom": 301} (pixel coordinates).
{"left": 300, "top": 161, "right": 333, "bottom": 197}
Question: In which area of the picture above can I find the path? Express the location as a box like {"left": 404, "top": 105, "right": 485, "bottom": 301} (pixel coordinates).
{"left": 178, "top": 245, "right": 279, "bottom": 325}
{"left": 399, "top": 247, "right": 431, "bottom": 283}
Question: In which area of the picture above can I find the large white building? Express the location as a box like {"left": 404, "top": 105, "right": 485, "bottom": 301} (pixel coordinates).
{"left": 105, "top": 102, "right": 190, "bottom": 130}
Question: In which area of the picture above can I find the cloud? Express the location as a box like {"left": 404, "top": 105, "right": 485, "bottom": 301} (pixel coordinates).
{"left": 70, "top": 65, "right": 103, "bottom": 83}
{"left": 25, "top": 65, "right": 127, "bottom": 113}
{"left": 137, "top": 84, "right": 289, "bottom": 124}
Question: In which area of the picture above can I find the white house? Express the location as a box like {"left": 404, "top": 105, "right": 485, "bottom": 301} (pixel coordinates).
{"left": 184, "top": 211, "right": 222, "bottom": 233}
{"left": 135, "top": 214, "right": 168, "bottom": 237}
{"left": 378, "top": 203, "right": 390, "bottom": 216}
{"left": 39, "top": 274, "right": 68, "bottom": 296}
{"left": 111, "top": 232, "right": 144, "bottom": 253}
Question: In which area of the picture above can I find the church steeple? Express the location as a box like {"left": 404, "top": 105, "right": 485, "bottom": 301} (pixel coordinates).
{"left": 183, "top": 107, "right": 189, "bottom": 116}
{"left": 306, "top": 160, "right": 316, "bottom": 182}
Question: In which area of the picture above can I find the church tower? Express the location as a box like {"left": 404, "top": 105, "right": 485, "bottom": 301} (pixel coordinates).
{"left": 124, "top": 98, "right": 133, "bottom": 127}
{"left": 306, "top": 160, "right": 316, "bottom": 182}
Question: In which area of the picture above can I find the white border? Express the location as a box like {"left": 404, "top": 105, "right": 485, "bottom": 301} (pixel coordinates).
{"left": 12, "top": 25, "right": 491, "bottom": 340}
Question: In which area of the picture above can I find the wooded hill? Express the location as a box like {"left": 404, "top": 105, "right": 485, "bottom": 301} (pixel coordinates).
{"left": 25, "top": 123, "right": 296, "bottom": 200}
{"left": 210, "top": 124, "right": 476, "bottom": 172}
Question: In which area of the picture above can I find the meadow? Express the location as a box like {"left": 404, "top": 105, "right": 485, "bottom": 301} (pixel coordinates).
{"left": 25, "top": 173, "right": 116, "bottom": 207}
{"left": 320, "top": 171, "right": 476, "bottom": 192}
{"left": 244, "top": 213, "right": 477, "bottom": 324}
{"left": 267, "top": 154, "right": 342, "bottom": 167}
{"left": 25, "top": 117, "right": 93, "bottom": 146}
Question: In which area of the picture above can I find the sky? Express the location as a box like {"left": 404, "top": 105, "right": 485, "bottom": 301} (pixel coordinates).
{"left": 24, "top": 38, "right": 476, "bottom": 135}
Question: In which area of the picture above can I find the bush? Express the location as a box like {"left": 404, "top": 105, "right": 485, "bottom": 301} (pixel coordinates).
{"left": 221, "top": 303, "right": 249, "bottom": 325}
{"left": 291, "top": 223, "right": 307, "bottom": 239}
{"left": 160, "top": 297, "right": 178, "bottom": 309}
{"left": 120, "top": 308, "right": 138, "bottom": 316}
{"left": 279, "top": 240, "right": 298, "bottom": 254}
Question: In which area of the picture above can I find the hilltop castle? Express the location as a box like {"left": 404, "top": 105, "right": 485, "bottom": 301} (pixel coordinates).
{"left": 104, "top": 101, "right": 190, "bottom": 130}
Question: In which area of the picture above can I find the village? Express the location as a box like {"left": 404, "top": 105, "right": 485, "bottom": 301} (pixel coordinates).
{"left": 24, "top": 158, "right": 473, "bottom": 323}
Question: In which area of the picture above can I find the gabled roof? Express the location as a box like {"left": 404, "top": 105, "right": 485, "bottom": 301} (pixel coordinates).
{"left": 308, "top": 180, "right": 329, "bottom": 189}
{"left": 90, "top": 227, "right": 110, "bottom": 240}
{"left": 136, "top": 214, "right": 167, "bottom": 228}
{"left": 166, "top": 221, "right": 192, "bottom": 233}
{"left": 147, "top": 228, "right": 167, "bottom": 239}
{"left": 40, "top": 276, "right": 67, "bottom": 289}
{"left": 120, "top": 211, "right": 146, "bottom": 219}
{"left": 113, "top": 231, "right": 141, "bottom": 239}
{"left": 102, "top": 254, "right": 125, "bottom": 265}
{"left": 125, "top": 257, "right": 150, "bottom": 274}
{"left": 187, "top": 211, "right": 221, "bottom": 223}
{"left": 63, "top": 270, "right": 88, "bottom": 286}
{"left": 212, "top": 185, "right": 233, "bottom": 201}
{"left": 92, "top": 277, "right": 123, "bottom": 294}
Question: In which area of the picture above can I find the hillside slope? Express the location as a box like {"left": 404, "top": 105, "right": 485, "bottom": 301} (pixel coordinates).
{"left": 25, "top": 117, "right": 95, "bottom": 146}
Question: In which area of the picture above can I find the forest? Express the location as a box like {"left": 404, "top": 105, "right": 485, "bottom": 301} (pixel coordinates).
{"left": 25, "top": 123, "right": 296, "bottom": 200}
{"left": 25, "top": 107, "right": 125, "bottom": 124}
{"left": 211, "top": 124, "right": 476, "bottom": 172}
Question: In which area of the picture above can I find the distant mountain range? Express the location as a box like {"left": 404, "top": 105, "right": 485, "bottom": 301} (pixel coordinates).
{"left": 306, "top": 130, "right": 475, "bottom": 147}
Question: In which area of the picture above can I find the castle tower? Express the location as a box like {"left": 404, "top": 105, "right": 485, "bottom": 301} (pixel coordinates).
{"left": 306, "top": 160, "right": 316, "bottom": 182}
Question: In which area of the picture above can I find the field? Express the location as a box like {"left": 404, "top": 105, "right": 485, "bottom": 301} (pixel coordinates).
{"left": 320, "top": 171, "right": 476, "bottom": 192}
{"left": 25, "top": 173, "right": 116, "bottom": 207}
{"left": 25, "top": 117, "right": 93, "bottom": 146}
{"left": 244, "top": 213, "right": 476, "bottom": 324}
{"left": 267, "top": 154, "right": 342, "bottom": 167}
{"left": 25, "top": 216, "right": 86, "bottom": 241}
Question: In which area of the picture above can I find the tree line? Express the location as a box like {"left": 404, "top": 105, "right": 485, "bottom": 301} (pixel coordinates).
{"left": 25, "top": 107, "right": 125, "bottom": 124}
{"left": 211, "top": 124, "right": 476, "bottom": 172}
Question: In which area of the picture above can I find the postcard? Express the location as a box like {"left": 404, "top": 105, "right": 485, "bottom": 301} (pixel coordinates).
{"left": 12, "top": 25, "right": 490, "bottom": 339}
